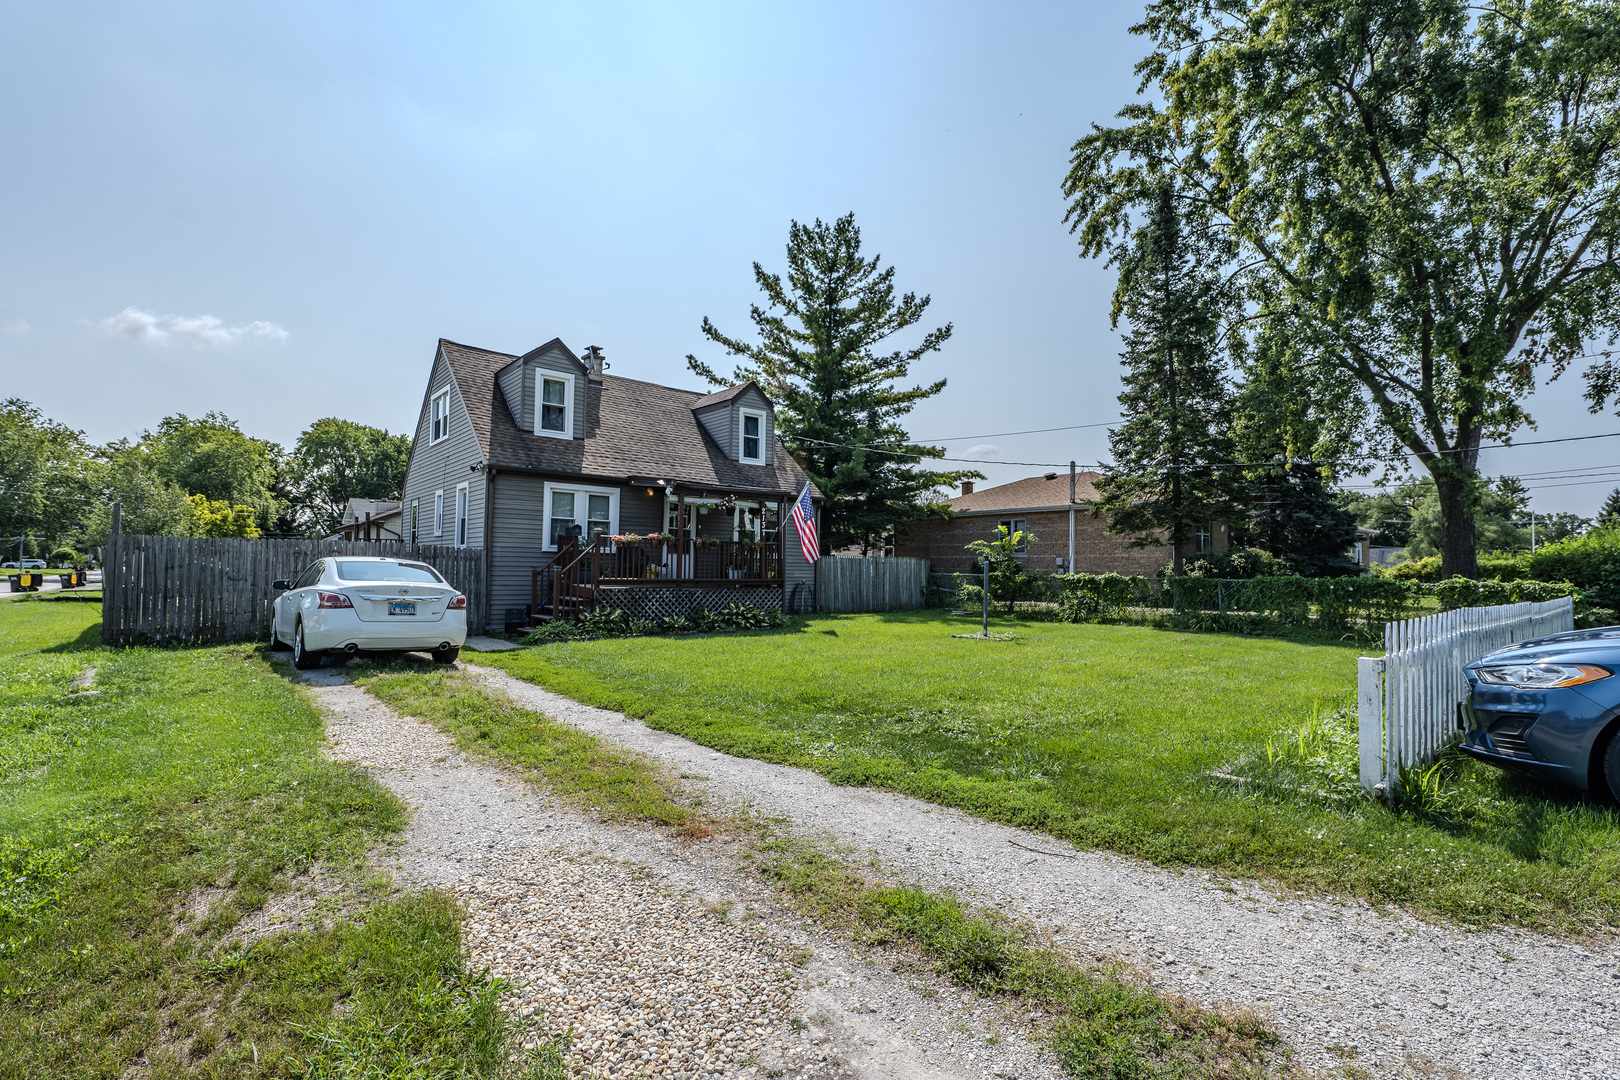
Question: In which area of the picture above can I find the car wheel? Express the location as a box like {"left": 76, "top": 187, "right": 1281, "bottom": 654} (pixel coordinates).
{"left": 1600, "top": 730, "right": 1620, "bottom": 804}
{"left": 292, "top": 623, "right": 323, "bottom": 670}
{"left": 431, "top": 645, "right": 460, "bottom": 665}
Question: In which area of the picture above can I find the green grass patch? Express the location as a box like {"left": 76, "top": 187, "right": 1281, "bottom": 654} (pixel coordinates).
{"left": 356, "top": 662, "right": 693, "bottom": 828}
{"left": 473, "top": 609, "right": 1620, "bottom": 932}
{"left": 0, "top": 598, "right": 563, "bottom": 1079}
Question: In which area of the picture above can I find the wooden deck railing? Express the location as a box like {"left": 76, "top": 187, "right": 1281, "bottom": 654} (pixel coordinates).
{"left": 531, "top": 534, "right": 784, "bottom": 621}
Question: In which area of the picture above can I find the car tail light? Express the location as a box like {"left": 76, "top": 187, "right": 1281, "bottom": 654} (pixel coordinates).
{"left": 447, "top": 594, "right": 468, "bottom": 610}
{"left": 317, "top": 591, "right": 353, "bottom": 609}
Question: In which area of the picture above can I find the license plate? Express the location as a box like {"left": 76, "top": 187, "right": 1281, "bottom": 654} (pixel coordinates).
{"left": 388, "top": 601, "right": 417, "bottom": 616}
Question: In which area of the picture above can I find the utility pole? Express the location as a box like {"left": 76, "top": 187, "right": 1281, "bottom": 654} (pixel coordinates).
{"left": 1531, "top": 511, "right": 1537, "bottom": 553}
{"left": 1067, "top": 461, "right": 1076, "bottom": 574}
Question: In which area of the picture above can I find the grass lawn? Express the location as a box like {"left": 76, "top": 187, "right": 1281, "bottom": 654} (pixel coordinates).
{"left": 0, "top": 596, "right": 561, "bottom": 1079}
{"left": 477, "top": 609, "right": 1620, "bottom": 933}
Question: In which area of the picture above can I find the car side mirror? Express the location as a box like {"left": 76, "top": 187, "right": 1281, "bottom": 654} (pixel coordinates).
{"left": 272, "top": 579, "right": 292, "bottom": 591}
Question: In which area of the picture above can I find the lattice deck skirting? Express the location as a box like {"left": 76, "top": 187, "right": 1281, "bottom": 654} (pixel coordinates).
{"left": 596, "top": 586, "right": 784, "bottom": 623}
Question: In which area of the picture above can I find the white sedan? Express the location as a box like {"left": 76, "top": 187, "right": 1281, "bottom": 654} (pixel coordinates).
{"left": 270, "top": 555, "right": 468, "bottom": 669}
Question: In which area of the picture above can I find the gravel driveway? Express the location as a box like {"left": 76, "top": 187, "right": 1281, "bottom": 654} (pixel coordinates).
{"left": 298, "top": 664, "right": 1068, "bottom": 1080}
{"left": 468, "top": 665, "right": 1620, "bottom": 1080}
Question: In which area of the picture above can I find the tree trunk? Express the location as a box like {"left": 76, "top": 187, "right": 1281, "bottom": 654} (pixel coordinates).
{"left": 1436, "top": 478, "right": 1478, "bottom": 580}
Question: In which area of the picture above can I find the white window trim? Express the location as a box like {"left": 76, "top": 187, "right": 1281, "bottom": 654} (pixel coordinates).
{"left": 455, "top": 483, "right": 470, "bottom": 547}
{"left": 533, "top": 371, "right": 575, "bottom": 441}
{"left": 542, "top": 481, "right": 619, "bottom": 551}
{"left": 430, "top": 389, "right": 451, "bottom": 444}
{"left": 999, "top": 518, "right": 1030, "bottom": 557}
{"left": 434, "top": 489, "right": 444, "bottom": 536}
{"left": 738, "top": 407, "right": 767, "bottom": 464}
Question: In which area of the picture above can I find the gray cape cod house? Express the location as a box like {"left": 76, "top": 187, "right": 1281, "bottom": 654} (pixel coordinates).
{"left": 400, "top": 337, "right": 821, "bottom": 632}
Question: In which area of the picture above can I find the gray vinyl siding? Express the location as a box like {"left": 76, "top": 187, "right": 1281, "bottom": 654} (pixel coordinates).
{"left": 400, "top": 348, "right": 487, "bottom": 556}
{"left": 694, "top": 389, "right": 775, "bottom": 465}
{"left": 734, "top": 387, "right": 775, "bottom": 466}
{"left": 526, "top": 346, "right": 587, "bottom": 440}
{"left": 783, "top": 502, "right": 818, "bottom": 605}
{"left": 694, "top": 403, "right": 729, "bottom": 454}
{"left": 496, "top": 362, "right": 524, "bottom": 426}
{"left": 620, "top": 487, "right": 662, "bottom": 533}
{"left": 487, "top": 472, "right": 551, "bottom": 630}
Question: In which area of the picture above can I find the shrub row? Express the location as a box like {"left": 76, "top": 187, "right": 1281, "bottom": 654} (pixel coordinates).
{"left": 522, "top": 601, "right": 786, "bottom": 643}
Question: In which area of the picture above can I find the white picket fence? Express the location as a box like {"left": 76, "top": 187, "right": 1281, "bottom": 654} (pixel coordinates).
{"left": 1357, "top": 597, "right": 1574, "bottom": 794}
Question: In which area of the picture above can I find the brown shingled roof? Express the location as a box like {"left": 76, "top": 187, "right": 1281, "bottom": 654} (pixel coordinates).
{"left": 437, "top": 338, "right": 816, "bottom": 499}
{"left": 691, "top": 380, "right": 766, "bottom": 409}
{"left": 947, "top": 472, "right": 1104, "bottom": 513}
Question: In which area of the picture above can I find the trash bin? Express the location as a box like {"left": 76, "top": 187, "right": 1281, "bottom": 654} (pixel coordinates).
{"left": 504, "top": 607, "right": 527, "bottom": 634}
{"left": 18, "top": 571, "right": 40, "bottom": 592}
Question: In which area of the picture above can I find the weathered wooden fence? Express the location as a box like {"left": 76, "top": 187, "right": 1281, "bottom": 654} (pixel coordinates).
{"left": 815, "top": 556, "right": 929, "bottom": 613}
{"left": 102, "top": 534, "right": 486, "bottom": 645}
{"left": 1357, "top": 597, "right": 1573, "bottom": 794}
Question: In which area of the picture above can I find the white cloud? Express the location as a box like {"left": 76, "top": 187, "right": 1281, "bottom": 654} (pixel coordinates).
{"left": 965, "top": 444, "right": 1000, "bottom": 458}
{"left": 97, "top": 306, "right": 289, "bottom": 347}
{"left": 2, "top": 318, "right": 29, "bottom": 336}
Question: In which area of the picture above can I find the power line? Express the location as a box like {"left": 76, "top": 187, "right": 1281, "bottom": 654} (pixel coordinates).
{"left": 918, "top": 420, "right": 1122, "bottom": 442}
{"left": 797, "top": 428, "right": 1620, "bottom": 472}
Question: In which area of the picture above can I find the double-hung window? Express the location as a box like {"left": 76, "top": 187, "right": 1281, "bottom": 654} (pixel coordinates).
{"left": 998, "top": 518, "right": 1029, "bottom": 556}
{"left": 1195, "top": 524, "right": 1212, "bottom": 554}
{"left": 739, "top": 408, "right": 766, "bottom": 464}
{"left": 535, "top": 373, "right": 573, "bottom": 439}
{"left": 410, "top": 499, "right": 419, "bottom": 545}
{"left": 434, "top": 490, "right": 445, "bottom": 536}
{"left": 455, "top": 484, "right": 469, "bottom": 547}
{"left": 430, "top": 390, "right": 451, "bottom": 443}
{"left": 544, "top": 483, "right": 617, "bottom": 549}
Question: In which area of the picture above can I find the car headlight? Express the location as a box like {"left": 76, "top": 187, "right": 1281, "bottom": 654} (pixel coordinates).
{"left": 1475, "top": 663, "right": 1612, "bottom": 689}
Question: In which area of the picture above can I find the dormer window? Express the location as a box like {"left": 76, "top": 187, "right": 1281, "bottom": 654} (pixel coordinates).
{"left": 430, "top": 389, "right": 451, "bottom": 444}
{"left": 739, "top": 408, "right": 766, "bottom": 463}
{"left": 535, "top": 373, "right": 573, "bottom": 440}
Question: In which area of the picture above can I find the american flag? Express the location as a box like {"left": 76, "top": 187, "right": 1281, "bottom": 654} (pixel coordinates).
{"left": 790, "top": 483, "right": 819, "bottom": 562}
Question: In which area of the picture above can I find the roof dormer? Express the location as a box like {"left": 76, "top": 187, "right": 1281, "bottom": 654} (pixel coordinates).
{"left": 692, "top": 381, "right": 775, "bottom": 465}
{"left": 496, "top": 338, "right": 588, "bottom": 442}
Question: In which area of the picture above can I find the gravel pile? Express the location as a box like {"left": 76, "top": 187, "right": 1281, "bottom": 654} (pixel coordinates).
{"left": 457, "top": 856, "right": 804, "bottom": 1078}
{"left": 299, "top": 661, "right": 1064, "bottom": 1080}
{"left": 470, "top": 665, "right": 1620, "bottom": 1080}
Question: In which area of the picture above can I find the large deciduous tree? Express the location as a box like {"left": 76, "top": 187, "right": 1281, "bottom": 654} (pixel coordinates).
{"left": 290, "top": 418, "right": 412, "bottom": 536}
{"left": 1065, "top": 0, "right": 1620, "bottom": 579}
{"left": 687, "top": 214, "right": 974, "bottom": 552}
{"left": 1094, "top": 184, "right": 1246, "bottom": 575}
{"left": 0, "top": 399, "right": 95, "bottom": 552}
{"left": 141, "top": 412, "right": 282, "bottom": 530}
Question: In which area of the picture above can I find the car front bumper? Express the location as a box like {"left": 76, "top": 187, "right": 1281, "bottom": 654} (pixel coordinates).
{"left": 1461, "top": 675, "right": 1613, "bottom": 792}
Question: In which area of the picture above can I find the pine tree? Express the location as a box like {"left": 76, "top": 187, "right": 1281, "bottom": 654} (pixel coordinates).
{"left": 1601, "top": 487, "right": 1620, "bottom": 526}
{"left": 687, "top": 214, "right": 974, "bottom": 551}
{"left": 1094, "top": 186, "right": 1244, "bottom": 575}
{"left": 1231, "top": 326, "right": 1361, "bottom": 575}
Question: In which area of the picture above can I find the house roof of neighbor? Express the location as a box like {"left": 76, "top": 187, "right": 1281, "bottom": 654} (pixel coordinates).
{"left": 948, "top": 472, "right": 1105, "bottom": 514}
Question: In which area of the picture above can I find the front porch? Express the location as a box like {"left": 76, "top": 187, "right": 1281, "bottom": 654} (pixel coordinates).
{"left": 530, "top": 491, "right": 791, "bottom": 623}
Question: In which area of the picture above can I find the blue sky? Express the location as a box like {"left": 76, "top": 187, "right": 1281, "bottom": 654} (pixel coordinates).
{"left": 1, "top": 1, "right": 1613, "bottom": 515}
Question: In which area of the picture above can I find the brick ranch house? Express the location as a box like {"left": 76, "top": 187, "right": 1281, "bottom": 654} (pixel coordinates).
{"left": 893, "top": 471, "right": 1231, "bottom": 575}
{"left": 399, "top": 337, "right": 822, "bottom": 632}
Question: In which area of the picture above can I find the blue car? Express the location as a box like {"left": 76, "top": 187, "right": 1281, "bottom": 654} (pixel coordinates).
{"left": 1462, "top": 627, "right": 1620, "bottom": 798}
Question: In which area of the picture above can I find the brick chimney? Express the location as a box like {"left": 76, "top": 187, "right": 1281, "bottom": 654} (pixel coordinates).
{"left": 961, "top": 481, "right": 974, "bottom": 496}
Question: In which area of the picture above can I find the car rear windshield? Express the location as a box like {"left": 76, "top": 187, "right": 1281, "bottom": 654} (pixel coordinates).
{"left": 333, "top": 560, "right": 443, "bottom": 583}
